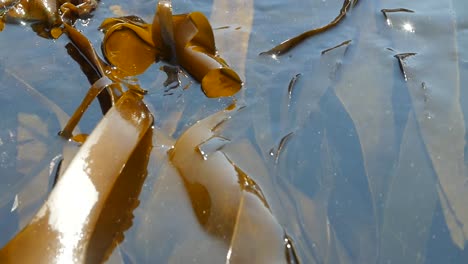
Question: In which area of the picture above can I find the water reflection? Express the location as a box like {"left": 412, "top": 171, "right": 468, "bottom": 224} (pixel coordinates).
{"left": 402, "top": 22, "right": 415, "bottom": 33}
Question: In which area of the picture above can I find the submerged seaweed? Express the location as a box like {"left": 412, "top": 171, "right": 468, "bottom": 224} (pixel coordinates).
{"left": 1, "top": 0, "right": 468, "bottom": 263}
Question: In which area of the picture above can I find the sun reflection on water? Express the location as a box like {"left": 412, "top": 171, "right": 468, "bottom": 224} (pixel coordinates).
{"left": 402, "top": 22, "right": 415, "bottom": 33}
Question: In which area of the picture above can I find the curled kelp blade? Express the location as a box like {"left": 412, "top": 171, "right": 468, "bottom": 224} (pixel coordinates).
{"left": 152, "top": 13, "right": 187, "bottom": 60}
{"left": 169, "top": 109, "right": 299, "bottom": 263}
{"left": 65, "top": 23, "right": 108, "bottom": 78}
{"left": 155, "top": 0, "right": 177, "bottom": 63}
{"left": 64, "top": 22, "right": 153, "bottom": 140}
{"left": 173, "top": 12, "right": 242, "bottom": 97}
{"left": 59, "top": 76, "right": 113, "bottom": 139}
{"left": 100, "top": 8, "right": 242, "bottom": 97}
{"left": 0, "top": 91, "right": 153, "bottom": 263}
{"left": 100, "top": 17, "right": 158, "bottom": 76}
{"left": 100, "top": 15, "right": 148, "bottom": 30}
{"left": 59, "top": 0, "right": 98, "bottom": 22}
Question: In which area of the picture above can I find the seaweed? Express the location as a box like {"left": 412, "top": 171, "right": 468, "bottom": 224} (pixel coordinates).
{"left": 99, "top": 5, "right": 243, "bottom": 97}
{"left": 321, "top": 39, "right": 352, "bottom": 55}
{"left": 269, "top": 131, "right": 295, "bottom": 164}
{"left": 394, "top": 52, "right": 417, "bottom": 81}
{"left": 0, "top": 0, "right": 99, "bottom": 38}
{"left": 287, "top": 73, "right": 301, "bottom": 102}
{"left": 260, "top": 0, "right": 358, "bottom": 56}
{"left": 381, "top": 8, "right": 415, "bottom": 23}
{"left": 0, "top": 0, "right": 294, "bottom": 262}
{"left": 168, "top": 109, "right": 301, "bottom": 263}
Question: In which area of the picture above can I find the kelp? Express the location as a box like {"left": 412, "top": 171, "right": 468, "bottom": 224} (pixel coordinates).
{"left": 208, "top": 0, "right": 254, "bottom": 82}
{"left": 394, "top": 52, "right": 417, "bottom": 81}
{"left": 8, "top": 0, "right": 465, "bottom": 262}
{"left": 99, "top": 2, "right": 242, "bottom": 98}
{"left": 100, "top": 16, "right": 157, "bottom": 76}
{"left": 254, "top": 12, "right": 383, "bottom": 259}
{"left": 321, "top": 39, "right": 351, "bottom": 55}
{"left": 0, "top": 90, "right": 153, "bottom": 263}
{"left": 381, "top": 0, "right": 468, "bottom": 250}
{"left": 260, "top": 0, "right": 358, "bottom": 56}
{"left": 59, "top": 24, "right": 114, "bottom": 139}
{"left": 379, "top": 112, "right": 437, "bottom": 264}
{"left": 330, "top": 6, "right": 397, "bottom": 261}
{"left": 381, "top": 8, "right": 415, "bottom": 25}
{"left": 287, "top": 73, "right": 301, "bottom": 103}
{"left": 60, "top": 22, "right": 151, "bottom": 140}
{"left": 168, "top": 108, "right": 300, "bottom": 263}
{"left": 0, "top": 0, "right": 99, "bottom": 38}
{"left": 172, "top": 12, "right": 242, "bottom": 97}
{"left": 154, "top": 0, "right": 176, "bottom": 63}
{"left": 270, "top": 131, "right": 294, "bottom": 164}
{"left": 0, "top": 0, "right": 253, "bottom": 262}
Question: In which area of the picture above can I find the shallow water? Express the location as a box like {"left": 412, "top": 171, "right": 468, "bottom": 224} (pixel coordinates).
{"left": 1, "top": 0, "right": 468, "bottom": 263}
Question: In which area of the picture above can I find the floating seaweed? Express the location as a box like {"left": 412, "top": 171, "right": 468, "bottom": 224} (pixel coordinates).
{"left": 394, "top": 52, "right": 417, "bottom": 81}
{"left": 287, "top": 73, "right": 301, "bottom": 103}
{"left": 168, "top": 109, "right": 301, "bottom": 263}
{"left": 0, "top": 90, "right": 153, "bottom": 264}
{"left": 260, "top": 0, "right": 358, "bottom": 56}
{"left": 99, "top": 2, "right": 243, "bottom": 97}
{"left": 321, "top": 39, "right": 352, "bottom": 55}
{"left": 0, "top": 0, "right": 100, "bottom": 38}
{"left": 100, "top": 16, "right": 157, "bottom": 76}
{"left": 269, "top": 131, "right": 295, "bottom": 164}
{"left": 381, "top": 8, "right": 415, "bottom": 26}
{"left": 0, "top": 1, "right": 266, "bottom": 262}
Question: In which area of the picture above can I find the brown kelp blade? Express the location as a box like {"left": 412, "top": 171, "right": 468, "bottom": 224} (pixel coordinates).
{"left": 85, "top": 126, "right": 153, "bottom": 264}
{"left": 100, "top": 17, "right": 158, "bottom": 76}
{"left": 99, "top": 8, "right": 242, "bottom": 97}
{"left": 260, "top": 0, "right": 358, "bottom": 56}
{"left": 0, "top": 91, "right": 153, "bottom": 264}
{"left": 173, "top": 12, "right": 242, "bottom": 97}
{"left": 59, "top": 76, "right": 113, "bottom": 140}
{"left": 65, "top": 23, "right": 108, "bottom": 78}
{"left": 2, "top": 0, "right": 99, "bottom": 38}
{"left": 63, "top": 22, "right": 135, "bottom": 139}
{"left": 4, "top": 0, "right": 60, "bottom": 25}
{"left": 169, "top": 109, "right": 299, "bottom": 263}
{"left": 66, "top": 22, "right": 141, "bottom": 90}
{"left": 155, "top": 0, "right": 177, "bottom": 63}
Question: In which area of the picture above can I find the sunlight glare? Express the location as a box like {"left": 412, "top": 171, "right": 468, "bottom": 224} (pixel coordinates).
{"left": 402, "top": 22, "right": 415, "bottom": 33}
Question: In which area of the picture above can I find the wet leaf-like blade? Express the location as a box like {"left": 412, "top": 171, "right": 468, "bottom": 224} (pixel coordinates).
{"left": 101, "top": 22, "right": 157, "bottom": 76}
{"left": 332, "top": 2, "right": 398, "bottom": 231}
{"left": 382, "top": 0, "right": 468, "bottom": 248}
{"left": 380, "top": 112, "right": 438, "bottom": 263}
{"left": 0, "top": 91, "right": 153, "bottom": 263}
{"left": 173, "top": 12, "right": 242, "bottom": 97}
{"left": 209, "top": 0, "right": 253, "bottom": 81}
{"left": 169, "top": 109, "right": 298, "bottom": 263}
